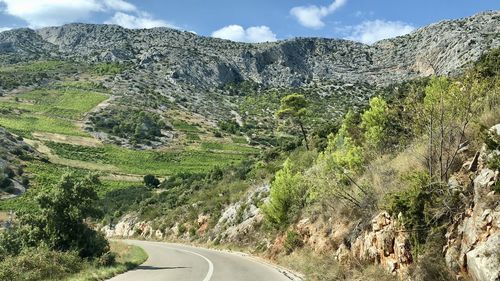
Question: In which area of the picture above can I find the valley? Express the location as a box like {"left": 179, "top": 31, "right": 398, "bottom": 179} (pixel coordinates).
{"left": 0, "top": 9, "right": 498, "bottom": 281}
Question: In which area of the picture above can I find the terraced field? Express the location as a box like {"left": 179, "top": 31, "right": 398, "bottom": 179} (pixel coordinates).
{"left": 0, "top": 61, "right": 259, "bottom": 212}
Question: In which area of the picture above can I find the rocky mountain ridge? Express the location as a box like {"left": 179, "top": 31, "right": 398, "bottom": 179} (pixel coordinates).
{"left": 0, "top": 11, "right": 498, "bottom": 90}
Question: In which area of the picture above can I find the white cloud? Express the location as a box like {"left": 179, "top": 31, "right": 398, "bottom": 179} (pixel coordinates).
{"left": 0, "top": 27, "right": 11, "bottom": 32}
{"left": 290, "top": 0, "right": 347, "bottom": 29}
{"left": 102, "top": 0, "right": 136, "bottom": 12}
{"left": 0, "top": 0, "right": 102, "bottom": 27}
{"left": 105, "top": 12, "right": 174, "bottom": 29}
{"left": 344, "top": 20, "right": 415, "bottom": 44}
{"left": 0, "top": 0, "right": 170, "bottom": 29}
{"left": 212, "top": 25, "right": 277, "bottom": 43}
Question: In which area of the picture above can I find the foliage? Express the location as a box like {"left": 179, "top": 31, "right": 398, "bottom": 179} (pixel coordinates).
{"left": 218, "top": 120, "right": 241, "bottom": 134}
{"left": 308, "top": 111, "right": 365, "bottom": 205}
{"left": 143, "top": 174, "right": 160, "bottom": 188}
{"left": 0, "top": 247, "right": 82, "bottom": 281}
{"left": 284, "top": 230, "right": 303, "bottom": 254}
{"left": 361, "top": 96, "right": 389, "bottom": 150}
{"left": 92, "top": 63, "right": 126, "bottom": 75}
{"left": 14, "top": 173, "right": 109, "bottom": 258}
{"left": 385, "top": 171, "right": 431, "bottom": 245}
{"left": 45, "top": 141, "right": 253, "bottom": 175}
{"left": 90, "top": 107, "right": 168, "bottom": 145}
{"left": 418, "top": 76, "right": 485, "bottom": 181}
{"left": 263, "top": 159, "right": 307, "bottom": 228}
{"left": 276, "top": 94, "right": 310, "bottom": 150}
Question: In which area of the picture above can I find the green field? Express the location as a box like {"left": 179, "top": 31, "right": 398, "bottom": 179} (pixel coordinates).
{"left": 0, "top": 60, "right": 258, "bottom": 185}
{"left": 45, "top": 141, "right": 255, "bottom": 175}
{"left": 0, "top": 85, "right": 107, "bottom": 137}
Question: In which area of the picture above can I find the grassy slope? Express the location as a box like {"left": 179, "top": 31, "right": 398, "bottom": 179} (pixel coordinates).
{"left": 64, "top": 241, "right": 148, "bottom": 281}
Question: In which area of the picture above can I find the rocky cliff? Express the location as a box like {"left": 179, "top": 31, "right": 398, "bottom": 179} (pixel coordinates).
{"left": 444, "top": 124, "right": 500, "bottom": 281}
{"left": 0, "top": 11, "right": 498, "bottom": 90}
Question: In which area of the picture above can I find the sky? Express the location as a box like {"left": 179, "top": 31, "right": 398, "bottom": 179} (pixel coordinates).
{"left": 0, "top": 0, "right": 498, "bottom": 44}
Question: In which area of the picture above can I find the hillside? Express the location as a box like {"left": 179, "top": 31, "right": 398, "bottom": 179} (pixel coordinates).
{"left": 0, "top": 12, "right": 498, "bottom": 148}
{"left": 0, "top": 128, "right": 40, "bottom": 199}
{"left": 0, "top": 9, "right": 498, "bottom": 281}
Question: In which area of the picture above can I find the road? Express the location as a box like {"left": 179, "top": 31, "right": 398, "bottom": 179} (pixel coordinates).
{"left": 109, "top": 240, "right": 299, "bottom": 281}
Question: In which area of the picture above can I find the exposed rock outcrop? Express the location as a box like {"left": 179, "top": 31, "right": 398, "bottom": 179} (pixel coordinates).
{"left": 333, "top": 212, "right": 414, "bottom": 276}
{"left": 0, "top": 127, "right": 41, "bottom": 199}
{"left": 444, "top": 124, "right": 500, "bottom": 281}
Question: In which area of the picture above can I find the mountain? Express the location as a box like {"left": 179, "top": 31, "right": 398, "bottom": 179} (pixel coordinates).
{"left": 0, "top": 11, "right": 498, "bottom": 148}
{"left": 0, "top": 11, "right": 497, "bottom": 88}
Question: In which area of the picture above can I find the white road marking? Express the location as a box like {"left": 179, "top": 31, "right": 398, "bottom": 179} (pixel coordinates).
{"left": 161, "top": 245, "right": 214, "bottom": 281}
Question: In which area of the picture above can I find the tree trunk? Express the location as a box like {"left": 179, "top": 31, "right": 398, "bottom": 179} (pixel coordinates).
{"left": 299, "top": 121, "right": 309, "bottom": 150}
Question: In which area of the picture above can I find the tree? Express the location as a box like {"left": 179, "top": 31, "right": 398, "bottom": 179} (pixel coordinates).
{"left": 143, "top": 174, "right": 160, "bottom": 188}
{"left": 16, "top": 173, "right": 109, "bottom": 258}
{"left": 262, "top": 159, "right": 306, "bottom": 228}
{"left": 419, "top": 76, "right": 484, "bottom": 181}
{"left": 361, "top": 96, "right": 389, "bottom": 150}
{"left": 276, "top": 94, "right": 310, "bottom": 150}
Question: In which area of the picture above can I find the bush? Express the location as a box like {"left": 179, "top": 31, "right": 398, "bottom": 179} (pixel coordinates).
{"left": 0, "top": 247, "right": 82, "bottom": 281}
{"left": 385, "top": 171, "right": 431, "bottom": 246}
{"left": 15, "top": 173, "right": 109, "bottom": 258}
{"left": 143, "top": 174, "right": 160, "bottom": 188}
{"left": 284, "top": 230, "right": 303, "bottom": 254}
{"left": 97, "top": 251, "right": 117, "bottom": 267}
{"left": 263, "top": 159, "right": 307, "bottom": 228}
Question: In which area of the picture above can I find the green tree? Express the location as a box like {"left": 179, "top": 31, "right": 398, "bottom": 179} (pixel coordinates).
{"left": 361, "top": 96, "right": 389, "bottom": 150}
{"left": 420, "top": 76, "right": 483, "bottom": 181}
{"left": 143, "top": 174, "right": 160, "bottom": 188}
{"left": 276, "top": 94, "right": 310, "bottom": 150}
{"left": 263, "top": 159, "right": 306, "bottom": 228}
{"left": 16, "top": 173, "right": 108, "bottom": 258}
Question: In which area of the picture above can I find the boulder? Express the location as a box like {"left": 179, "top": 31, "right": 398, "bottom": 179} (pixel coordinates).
{"left": 466, "top": 233, "right": 500, "bottom": 281}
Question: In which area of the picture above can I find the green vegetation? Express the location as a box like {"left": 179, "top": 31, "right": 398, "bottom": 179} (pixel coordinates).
{"left": 0, "top": 61, "right": 79, "bottom": 91}
{"left": 45, "top": 141, "right": 253, "bottom": 175}
{"left": 92, "top": 63, "right": 127, "bottom": 75}
{"left": 89, "top": 107, "right": 168, "bottom": 145}
{"left": 143, "top": 174, "right": 160, "bottom": 188}
{"left": 0, "top": 241, "right": 147, "bottom": 281}
{"left": 65, "top": 242, "right": 147, "bottom": 281}
{"left": 262, "top": 159, "right": 306, "bottom": 228}
{"left": 276, "top": 94, "right": 309, "bottom": 150}
{"left": 1, "top": 173, "right": 109, "bottom": 259}
{"left": 0, "top": 80, "right": 107, "bottom": 137}
{"left": 16, "top": 88, "right": 107, "bottom": 119}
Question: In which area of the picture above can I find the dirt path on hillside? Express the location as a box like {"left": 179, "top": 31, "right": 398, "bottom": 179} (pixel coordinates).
{"left": 32, "top": 131, "right": 102, "bottom": 147}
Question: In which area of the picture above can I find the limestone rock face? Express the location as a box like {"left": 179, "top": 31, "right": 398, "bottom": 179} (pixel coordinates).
{"left": 466, "top": 233, "right": 500, "bottom": 281}
{"left": 212, "top": 184, "right": 269, "bottom": 243}
{"left": 0, "top": 12, "right": 498, "bottom": 90}
{"left": 346, "top": 212, "right": 413, "bottom": 276}
{"left": 444, "top": 124, "right": 500, "bottom": 281}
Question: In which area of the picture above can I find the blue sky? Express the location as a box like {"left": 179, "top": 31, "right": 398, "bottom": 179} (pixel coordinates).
{"left": 0, "top": 0, "right": 498, "bottom": 44}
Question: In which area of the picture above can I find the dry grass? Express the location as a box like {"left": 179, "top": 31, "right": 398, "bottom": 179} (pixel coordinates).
{"left": 32, "top": 132, "right": 102, "bottom": 147}
{"left": 359, "top": 141, "right": 427, "bottom": 199}
{"left": 277, "top": 248, "right": 395, "bottom": 281}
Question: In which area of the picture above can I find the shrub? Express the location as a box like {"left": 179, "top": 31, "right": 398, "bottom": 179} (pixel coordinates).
{"left": 16, "top": 173, "right": 109, "bottom": 258}
{"left": 143, "top": 174, "right": 160, "bottom": 188}
{"left": 385, "top": 171, "right": 431, "bottom": 246}
{"left": 97, "top": 251, "right": 117, "bottom": 267}
{"left": 361, "top": 96, "right": 389, "bottom": 150}
{"left": 263, "top": 159, "right": 307, "bottom": 228}
{"left": 284, "top": 230, "right": 303, "bottom": 254}
{"left": 0, "top": 247, "right": 82, "bottom": 281}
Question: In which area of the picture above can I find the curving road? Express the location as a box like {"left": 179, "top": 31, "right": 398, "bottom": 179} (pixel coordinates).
{"left": 109, "top": 240, "right": 299, "bottom": 281}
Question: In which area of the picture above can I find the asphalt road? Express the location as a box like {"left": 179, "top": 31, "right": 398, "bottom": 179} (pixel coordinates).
{"left": 109, "top": 240, "right": 298, "bottom": 281}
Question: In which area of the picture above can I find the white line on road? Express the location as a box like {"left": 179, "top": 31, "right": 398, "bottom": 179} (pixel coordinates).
{"left": 162, "top": 245, "right": 214, "bottom": 281}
